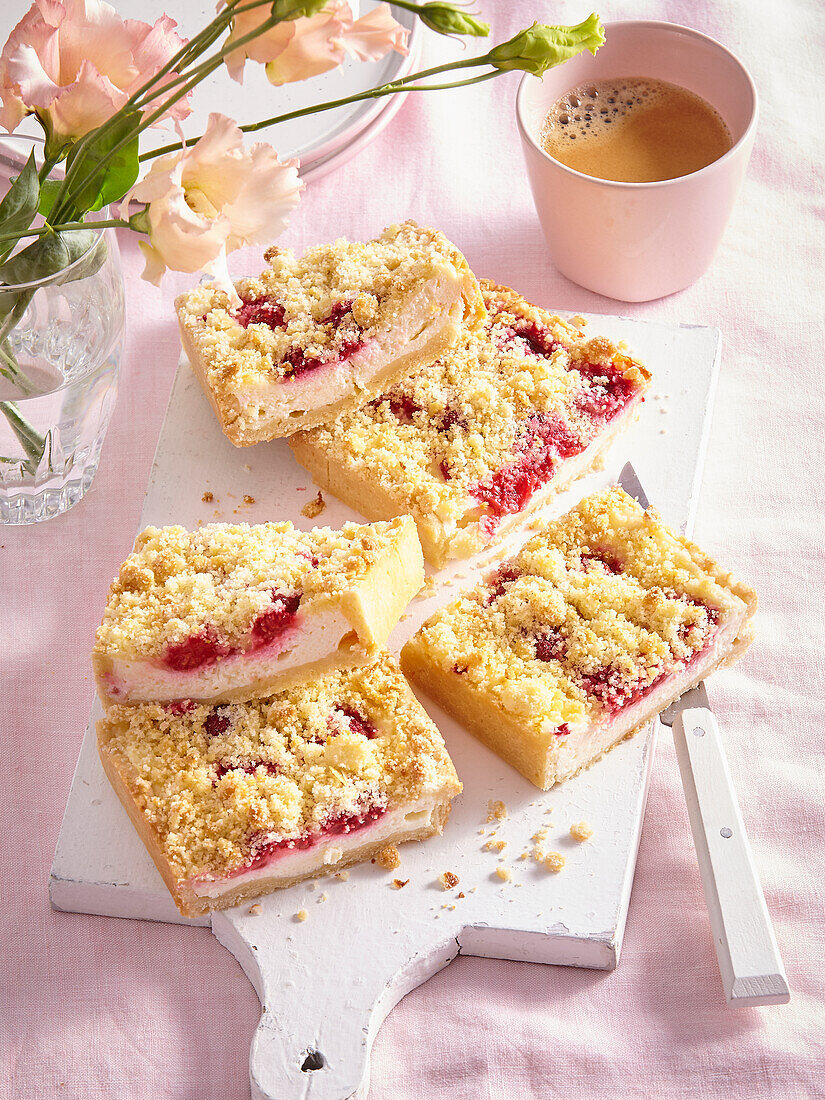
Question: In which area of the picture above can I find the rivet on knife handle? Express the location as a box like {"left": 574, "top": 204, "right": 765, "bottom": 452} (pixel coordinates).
{"left": 671, "top": 704, "right": 790, "bottom": 1007}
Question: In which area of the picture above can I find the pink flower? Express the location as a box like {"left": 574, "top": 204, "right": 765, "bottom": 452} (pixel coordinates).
{"left": 124, "top": 113, "right": 303, "bottom": 295}
{"left": 224, "top": 0, "right": 407, "bottom": 86}
{"left": 0, "top": 0, "right": 191, "bottom": 143}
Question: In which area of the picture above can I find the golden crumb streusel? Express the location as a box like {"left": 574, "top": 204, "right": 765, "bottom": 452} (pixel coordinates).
{"left": 301, "top": 491, "right": 326, "bottom": 519}
{"left": 570, "top": 821, "right": 594, "bottom": 842}
{"left": 98, "top": 655, "right": 461, "bottom": 885}
{"left": 95, "top": 516, "right": 412, "bottom": 659}
{"left": 291, "top": 281, "right": 650, "bottom": 549}
{"left": 543, "top": 852, "right": 566, "bottom": 873}
{"left": 403, "top": 488, "right": 755, "bottom": 736}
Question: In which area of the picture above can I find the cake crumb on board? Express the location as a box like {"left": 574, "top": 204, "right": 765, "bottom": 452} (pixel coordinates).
{"left": 301, "top": 491, "right": 326, "bottom": 519}
{"left": 570, "top": 820, "right": 594, "bottom": 842}
{"left": 294, "top": 909, "right": 309, "bottom": 922}
{"left": 439, "top": 871, "right": 459, "bottom": 890}
{"left": 487, "top": 799, "right": 507, "bottom": 823}
{"left": 377, "top": 844, "right": 401, "bottom": 871}
{"left": 495, "top": 866, "right": 512, "bottom": 882}
{"left": 543, "top": 851, "right": 566, "bottom": 873}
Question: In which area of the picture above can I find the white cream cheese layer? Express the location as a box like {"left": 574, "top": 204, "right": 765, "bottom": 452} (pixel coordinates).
{"left": 239, "top": 265, "right": 465, "bottom": 419}
{"left": 549, "top": 612, "right": 746, "bottom": 783}
{"left": 104, "top": 606, "right": 359, "bottom": 704}
{"left": 191, "top": 798, "right": 440, "bottom": 899}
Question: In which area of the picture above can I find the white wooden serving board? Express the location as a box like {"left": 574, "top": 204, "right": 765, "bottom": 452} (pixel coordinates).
{"left": 51, "top": 315, "right": 721, "bottom": 1099}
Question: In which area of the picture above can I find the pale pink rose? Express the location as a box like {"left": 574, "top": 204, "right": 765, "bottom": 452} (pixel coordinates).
{"left": 0, "top": 0, "right": 190, "bottom": 142}
{"left": 223, "top": 0, "right": 407, "bottom": 86}
{"left": 124, "top": 113, "right": 303, "bottom": 296}
{"left": 341, "top": 4, "right": 409, "bottom": 62}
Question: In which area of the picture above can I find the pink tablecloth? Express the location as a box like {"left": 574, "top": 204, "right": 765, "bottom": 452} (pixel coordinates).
{"left": 3, "top": 1, "right": 824, "bottom": 1096}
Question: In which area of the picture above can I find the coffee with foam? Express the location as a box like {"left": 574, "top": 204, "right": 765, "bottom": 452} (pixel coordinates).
{"left": 541, "top": 77, "right": 732, "bottom": 184}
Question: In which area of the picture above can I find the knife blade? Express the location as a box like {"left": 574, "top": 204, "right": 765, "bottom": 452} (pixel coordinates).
{"left": 616, "top": 461, "right": 789, "bottom": 1007}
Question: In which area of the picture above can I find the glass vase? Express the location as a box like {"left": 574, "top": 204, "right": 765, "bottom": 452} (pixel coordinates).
{"left": 0, "top": 140, "right": 125, "bottom": 524}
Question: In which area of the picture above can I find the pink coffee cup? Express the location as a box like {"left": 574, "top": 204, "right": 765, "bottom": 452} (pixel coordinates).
{"left": 516, "top": 21, "right": 758, "bottom": 302}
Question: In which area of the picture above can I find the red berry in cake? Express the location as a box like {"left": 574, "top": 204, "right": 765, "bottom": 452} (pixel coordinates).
{"left": 234, "top": 297, "right": 286, "bottom": 330}
{"left": 251, "top": 590, "right": 302, "bottom": 646}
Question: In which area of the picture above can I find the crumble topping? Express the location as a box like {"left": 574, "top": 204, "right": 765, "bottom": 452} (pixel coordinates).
{"left": 403, "top": 488, "right": 752, "bottom": 735}
{"left": 177, "top": 221, "right": 483, "bottom": 390}
{"left": 439, "top": 871, "right": 460, "bottom": 889}
{"left": 291, "top": 281, "right": 650, "bottom": 550}
{"left": 570, "top": 821, "right": 593, "bottom": 842}
{"left": 543, "top": 851, "right": 566, "bottom": 873}
{"left": 487, "top": 799, "right": 508, "bottom": 822}
{"left": 295, "top": 909, "right": 309, "bottom": 922}
{"left": 95, "top": 515, "right": 413, "bottom": 659}
{"left": 98, "top": 655, "right": 460, "bottom": 883}
{"left": 495, "top": 866, "right": 512, "bottom": 882}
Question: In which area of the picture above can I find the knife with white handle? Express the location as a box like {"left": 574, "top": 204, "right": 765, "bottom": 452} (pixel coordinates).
{"left": 618, "top": 463, "right": 790, "bottom": 1007}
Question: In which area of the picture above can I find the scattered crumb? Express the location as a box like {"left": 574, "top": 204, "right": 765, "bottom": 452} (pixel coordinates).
{"left": 477, "top": 828, "right": 485, "bottom": 835}
{"left": 532, "top": 827, "right": 548, "bottom": 843}
{"left": 487, "top": 799, "right": 507, "bottom": 823}
{"left": 335, "top": 870, "right": 349, "bottom": 881}
{"left": 457, "top": 892, "right": 465, "bottom": 899}
{"left": 248, "top": 903, "right": 262, "bottom": 915}
{"left": 377, "top": 844, "right": 401, "bottom": 871}
{"left": 201, "top": 490, "right": 213, "bottom": 503}
{"left": 439, "top": 871, "right": 459, "bottom": 890}
{"left": 417, "top": 576, "right": 437, "bottom": 598}
{"left": 447, "top": 904, "right": 456, "bottom": 911}
{"left": 495, "top": 866, "right": 512, "bottom": 882}
{"left": 484, "top": 839, "right": 507, "bottom": 853}
{"left": 301, "top": 490, "right": 326, "bottom": 519}
{"left": 518, "top": 852, "right": 529, "bottom": 861}
{"left": 295, "top": 909, "right": 308, "bottom": 922}
{"left": 392, "top": 878, "right": 410, "bottom": 889}
{"left": 570, "top": 820, "right": 594, "bottom": 842}
{"left": 243, "top": 463, "right": 251, "bottom": 471}
{"left": 243, "top": 494, "right": 255, "bottom": 504}
{"left": 660, "top": 428, "right": 667, "bottom": 435}
{"left": 660, "top": 407, "right": 669, "bottom": 415}
{"left": 543, "top": 851, "right": 566, "bottom": 873}
{"left": 399, "top": 612, "right": 410, "bottom": 622}
{"left": 318, "top": 892, "right": 328, "bottom": 902}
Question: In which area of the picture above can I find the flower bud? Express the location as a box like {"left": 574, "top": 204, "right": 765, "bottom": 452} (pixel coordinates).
{"left": 418, "top": 4, "right": 489, "bottom": 38}
{"left": 270, "top": 0, "right": 328, "bottom": 21}
{"left": 488, "top": 15, "right": 604, "bottom": 75}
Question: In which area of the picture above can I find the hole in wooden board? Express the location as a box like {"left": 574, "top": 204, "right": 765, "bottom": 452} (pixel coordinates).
{"left": 720, "top": 827, "right": 733, "bottom": 839}
{"left": 692, "top": 726, "right": 706, "bottom": 737}
{"left": 301, "top": 1050, "right": 326, "bottom": 1071}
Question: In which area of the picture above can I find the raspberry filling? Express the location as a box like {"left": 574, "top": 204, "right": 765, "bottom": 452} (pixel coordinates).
{"left": 235, "top": 803, "right": 387, "bottom": 876}
{"left": 580, "top": 549, "right": 622, "bottom": 574}
{"left": 164, "top": 628, "right": 229, "bottom": 672}
{"left": 214, "top": 758, "right": 280, "bottom": 783}
{"left": 204, "top": 709, "right": 231, "bottom": 737}
{"left": 485, "top": 563, "right": 521, "bottom": 604}
{"left": 251, "top": 590, "right": 302, "bottom": 647}
{"left": 508, "top": 318, "right": 561, "bottom": 359}
{"left": 471, "top": 413, "right": 584, "bottom": 521}
{"left": 533, "top": 628, "right": 568, "bottom": 662}
{"left": 335, "top": 705, "right": 379, "bottom": 739}
{"left": 166, "top": 699, "right": 197, "bottom": 716}
{"left": 162, "top": 591, "right": 301, "bottom": 673}
{"left": 280, "top": 300, "right": 365, "bottom": 379}
{"left": 574, "top": 362, "right": 637, "bottom": 422}
{"left": 234, "top": 297, "right": 287, "bottom": 330}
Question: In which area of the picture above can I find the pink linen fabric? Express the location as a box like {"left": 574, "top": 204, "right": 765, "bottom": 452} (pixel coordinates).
{"left": 2, "top": 1, "right": 824, "bottom": 1097}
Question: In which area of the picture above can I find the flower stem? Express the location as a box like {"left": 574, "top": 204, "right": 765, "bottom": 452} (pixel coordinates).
{"left": 0, "top": 399, "right": 46, "bottom": 473}
{"left": 0, "top": 218, "right": 130, "bottom": 247}
{"left": 141, "top": 56, "right": 500, "bottom": 160}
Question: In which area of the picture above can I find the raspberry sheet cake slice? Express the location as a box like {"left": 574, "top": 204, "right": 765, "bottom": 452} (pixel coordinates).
{"left": 289, "top": 280, "right": 651, "bottom": 567}
{"left": 93, "top": 516, "right": 423, "bottom": 707}
{"left": 176, "top": 222, "right": 485, "bottom": 444}
{"left": 401, "top": 488, "right": 756, "bottom": 790}
{"left": 97, "top": 655, "right": 462, "bottom": 916}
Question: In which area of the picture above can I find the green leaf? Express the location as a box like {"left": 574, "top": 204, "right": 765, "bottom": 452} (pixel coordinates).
{"left": 37, "top": 179, "right": 63, "bottom": 220}
{"left": 63, "top": 109, "right": 141, "bottom": 213}
{"left": 0, "top": 151, "right": 40, "bottom": 264}
{"left": 271, "top": 0, "right": 328, "bottom": 18}
{"left": 0, "top": 229, "right": 99, "bottom": 287}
